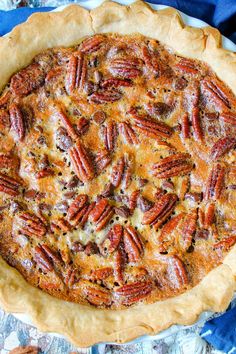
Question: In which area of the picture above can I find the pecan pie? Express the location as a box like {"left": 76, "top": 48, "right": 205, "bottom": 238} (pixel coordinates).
{"left": 0, "top": 0, "right": 235, "bottom": 347}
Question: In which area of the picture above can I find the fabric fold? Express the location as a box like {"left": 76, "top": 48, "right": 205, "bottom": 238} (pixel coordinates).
{"left": 201, "top": 306, "right": 236, "bottom": 353}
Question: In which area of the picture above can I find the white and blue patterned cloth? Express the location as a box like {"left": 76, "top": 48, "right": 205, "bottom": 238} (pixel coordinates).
{"left": 0, "top": 307, "right": 227, "bottom": 354}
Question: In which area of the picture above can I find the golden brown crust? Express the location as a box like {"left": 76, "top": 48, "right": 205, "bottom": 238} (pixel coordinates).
{"left": 91, "top": 1, "right": 236, "bottom": 93}
{"left": 0, "top": 0, "right": 236, "bottom": 347}
{"left": 0, "top": 5, "right": 93, "bottom": 92}
{"left": 0, "top": 257, "right": 234, "bottom": 346}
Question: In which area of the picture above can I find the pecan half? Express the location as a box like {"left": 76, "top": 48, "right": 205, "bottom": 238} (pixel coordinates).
{"left": 111, "top": 156, "right": 125, "bottom": 188}
{"left": 89, "top": 198, "right": 114, "bottom": 231}
{"left": 67, "top": 194, "right": 88, "bottom": 220}
{"left": 123, "top": 226, "right": 143, "bottom": 262}
{"left": 64, "top": 267, "right": 80, "bottom": 287}
{"left": 115, "top": 280, "right": 152, "bottom": 305}
{"left": 184, "top": 81, "right": 200, "bottom": 109}
{"left": 101, "top": 224, "right": 123, "bottom": 254}
{"left": 80, "top": 35, "right": 105, "bottom": 54}
{"left": 175, "top": 58, "right": 198, "bottom": 75}
{"left": 119, "top": 121, "right": 139, "bottom": 145}
{"left": 181, "top": 113, "right": 190, "bottom": 139}
{"left": 0, "top": 172, "right": 21, "bottom": 196}
{"left": 34, "top": 245, "right": 53, "bottom": 272}
{"left": 10, "top": 63, "right": 45, "bottom": 96}
{"left": 110, "top": 154, "right": 133, "bottom": 189}
{"left": 122, "top": 155, "right": 133, "bottom": 189}
{"left": 204, "top": 203, "right": 215, "bottom": 227}
{"left": 152, "top": 153, "right": 192, "bottom": 178}
{"left": 129, "top": 190, "right": 140, "bottom": 213}
{"left": 198, "top": 207, "right": 205, "bottom": 228}
{"left": 80, "top": 279, "right": 111, "bottom": 306}
{"left": 168, "top": 255, "right": 188, "bottom": 288}
{"left": 205, "top": 164, "right": 225, "bottom": 200}
{"left": 72, "top": 202, "right": 95, "bottom": 228}
{"left": 9, "top": 103, "right": 25, "bottom": 141}
{"left": 220, "top": 111, "right": 236, "bottom": 125}
{"left": 54, "top": 106, "right": 78, "bottom": 140}
{"left": 142, "top": 45, "right": 159, "bottom": 74}
{"left": 0, "top": 109, "right": 10, "bottom": 128}
{"left": 51, "top": 217, "right": 72, "bottom": 234}
{"left": 130, "top": 109, "right": 172, "bottom": 139}
{"left": 158, "top": 213, "right": 184, "bottom": 252}
{"left": 69, "top": 141, "right": 95, "bottom": 182}
{"left": 65, "top": 52, "right": 87, "bottom": 94}
{"left": 181, "top": 209, "right": 197, "bottom": 250}
{"left": 210, "top": 136, "right": 236, "bottom": 160}
{"left": 0, "top": 90, "right": 10, "bottom": 107}
{"left": 102, "top": 120, "right": 117, "bottom": 151}
{"left": 192, "top": 106, "right": 203, "bottom": 141}
{"left": 114, "top": 246, "right": 126, "bottom": 285}
{"left": 41, "top": 244, "right": 62, "bottom": 264}
{"left": 213, "top": 236, "right": 236, "bottom": 251}
{"left": 142, "top": 193, "right": 178, "bottom": 230}
{"left": 95, "top": 149, "right": 112, "bottom": 173}
{"left": 45, "top": 66, "right": 63, "bottom": 82}
{"left": 101, "top": 78, "right": 132, "bottom": 89}
{"left": 89, "top": 89, "right": 122, "bottom": 104}
{"left": 18, "top": 212, "right": 46, "bottom": 238}
{"left": 109, "top": 57, "right": 143, "bottom": 79}
{"left": 100, "top": 182, "right": 114, "bottom": 198}
{"left": 91, "top": 267, "right": 113, "bottom": 280}
{"left": 201, "top": 79, "right": 232, "bottom": 110}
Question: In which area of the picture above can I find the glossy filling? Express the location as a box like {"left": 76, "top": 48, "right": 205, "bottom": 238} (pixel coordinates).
{"left": 0, "top": 33, "right": 235, "bottom": 308}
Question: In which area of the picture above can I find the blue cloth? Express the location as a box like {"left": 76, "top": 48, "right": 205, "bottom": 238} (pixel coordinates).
{"left": 0, "top": 2, "right": 236, "bottom": 353}
{"left": 201, "top": 304, "right": 236, "bottom": 353}
{"left": 148, "top": 0, "right": 236, "bottom": 44}
{"left": 0, "top": 7, "right": 54, "bottom": 36}
{"left": 0, "top": 1, "right": 236, "bottom": 43}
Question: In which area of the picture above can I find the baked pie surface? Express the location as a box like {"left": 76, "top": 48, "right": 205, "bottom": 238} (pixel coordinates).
{"left": 0, "top": 0, "right": 236, "bottom": 346}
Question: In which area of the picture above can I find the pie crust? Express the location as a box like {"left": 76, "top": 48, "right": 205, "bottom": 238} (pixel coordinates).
{"left": 0, "top": 0, "right": 236, "bottom": 347}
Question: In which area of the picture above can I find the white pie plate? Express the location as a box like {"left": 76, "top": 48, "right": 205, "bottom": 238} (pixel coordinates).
{"left": 9, "top": 0, "right": 236, "bottom": 347}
